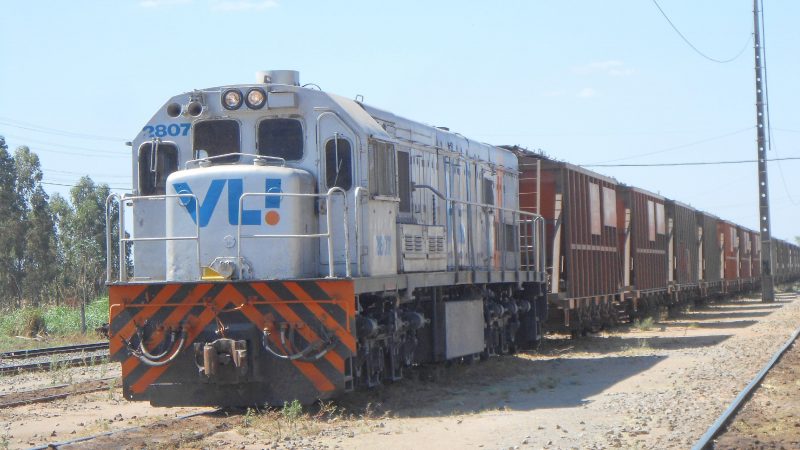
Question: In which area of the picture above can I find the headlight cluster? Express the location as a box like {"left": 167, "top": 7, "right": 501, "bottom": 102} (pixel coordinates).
{"left": 222, "top": 88, "right": 266, "bottom": 110}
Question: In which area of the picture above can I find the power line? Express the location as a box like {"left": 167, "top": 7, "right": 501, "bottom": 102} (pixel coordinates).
{"left": 581, "top": 156, "right": 800, "bottom": 168}
{"left": 1, "top": 133, "right": 129, "bottom": 155}
{"left": 41, "top": 181, "right": 132, "bottom": 192}
{"left": 588, "top": 126, "right": 755, "bottom": 164}
{"left": 650, "top": 0, "right": 752, "bottom": 64}
{"left": 0, "top": 117, "right": 126, "bottom": 142}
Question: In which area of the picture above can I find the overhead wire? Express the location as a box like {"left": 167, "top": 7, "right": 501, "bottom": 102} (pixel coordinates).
{"left": 650, "top": 0, "right": 752, "bottom": 64}
{"left": 588, "top": 126, "right": 755, "bottom": 164}
{"left": 41, "top": 180, "right": 132, "bottom": 191}
{"left": 581, "top": 156, "right": 800, "bottom": 168}
{"left": 1, "top": 133, "right": 129, "bottom": 155}
{"left": 0, "top": 117, "right": 126, "bottom": 142}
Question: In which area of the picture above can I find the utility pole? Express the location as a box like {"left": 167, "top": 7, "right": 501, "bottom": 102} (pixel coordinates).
{"left": 753, "top": 0, "right": 774, "bottom": 302}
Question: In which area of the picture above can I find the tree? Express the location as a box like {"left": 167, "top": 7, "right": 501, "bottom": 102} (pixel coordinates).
{"left": 57, "top": 177, "right": 116, "bottom": 331}
{"left": 0, "top": 137, "right": 23, "bottom": 308}
{"left": 13, "top": 146, "right": 57, "bottom": 306}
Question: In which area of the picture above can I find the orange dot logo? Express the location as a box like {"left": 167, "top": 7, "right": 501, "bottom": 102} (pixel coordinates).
{"left": 265, "top": 210, "right": 280, "bottom": 226}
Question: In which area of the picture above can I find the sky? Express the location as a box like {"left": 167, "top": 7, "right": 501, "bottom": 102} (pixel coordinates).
{"left": 0, "top": 0, "right": 798, "bottom": 241}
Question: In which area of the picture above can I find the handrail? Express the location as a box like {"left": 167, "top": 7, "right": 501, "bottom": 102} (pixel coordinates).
{"left": 105, "top": 193, "right": 201, "bottom": 283}
{"left": 353, "top": 186, "right": 368, "bottom": 277}
{"left": 236, "top": 187, "right": 350, "bottom": 279}
{"left": 184, "top": 153, "right": 286, "bottom": 170}
{"left": 411, "top": 183, "right": 546, "bottom": 275}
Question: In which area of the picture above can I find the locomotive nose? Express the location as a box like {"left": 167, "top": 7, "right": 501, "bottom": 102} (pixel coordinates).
{"left": 165, "top": 159, "right": 318, "bottom": 282}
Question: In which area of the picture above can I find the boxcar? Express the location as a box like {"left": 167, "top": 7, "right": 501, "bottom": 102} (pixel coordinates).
{"left": 718, "top": 220, "right": 741, "bottom": 293}
{"left": 697, "top": 211, "right": 723, "bottom": 297}
{"left": 620, "top": 186, "right": 669, "bottom": 309}
{"left": 515, "top": 152, "right": 624, "bottom": 334}
{"left": 665, "top": 200, "right": 701, "bottom": 303}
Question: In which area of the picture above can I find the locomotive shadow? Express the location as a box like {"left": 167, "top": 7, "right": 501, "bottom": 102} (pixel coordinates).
{"left": 541, "top": 333, "right": 731, "bottom": 355}
{"left": 700, "top": 304, "right": 784, "bottom": 312}
{"left": 665, "top": 319, "right": 759, "bottom": 329}
{"left": 677, "top": 310, "right": 774, "bottom": 320}
{"left": 333, "top": 354, "right": 666, "bottom": 416}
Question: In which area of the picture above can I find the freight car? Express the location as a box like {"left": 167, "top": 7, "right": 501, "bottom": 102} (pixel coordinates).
{"left": 106, "top": 70, "right": 548, "bottom": 406}
{"left": 106, "top": 71, "right": 800, "bottom": 406}
{"left": 508, "top": 149, "right": 800, "bottom": 335}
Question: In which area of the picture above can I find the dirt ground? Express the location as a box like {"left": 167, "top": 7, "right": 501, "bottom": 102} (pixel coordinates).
{"left": 203, "top": 291, "right": 800, "bottom": 450}
{"left": 713, "top": 339, "right": 800, "bottom": 449}
{"left": 1, "top": 291, "right": 798, "bottom": 449}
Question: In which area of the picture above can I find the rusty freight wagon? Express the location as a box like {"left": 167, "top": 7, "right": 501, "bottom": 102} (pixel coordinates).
{"left": 737, "top": 226, "right": 756, "bottom": 290}
{"left": 774, "top": 239, "right": 800, "bottom": 283}
{"left": 515, "top": 152, "right": 624, "bottom": 335}
{"left": 750, "top": 230, "right": 761, "bottom": 279}
{"left": 697, "top": 211, "right": 723, "bottom": 297}
{"left": 665, "top": 200, "right": 701, "bottom": 304}
{"left": 619, "top": 186, "right": 669, "bottom": 311}
{"left": 718, "top": 220, "right": 741, "bottom": 293}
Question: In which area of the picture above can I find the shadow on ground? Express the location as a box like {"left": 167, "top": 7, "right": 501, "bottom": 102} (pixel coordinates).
{"left": 666, "top": 319, "right": 758, "bottom": 329}
{"left": 333, "top": 353, "right": 666, "bottom": 417}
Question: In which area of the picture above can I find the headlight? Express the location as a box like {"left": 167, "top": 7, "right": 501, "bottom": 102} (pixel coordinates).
{"left": 222, "top": 89, "right": 243, "bottom": 110}
{"left": 246, "top": 88, "right": 266, "bottom": 109}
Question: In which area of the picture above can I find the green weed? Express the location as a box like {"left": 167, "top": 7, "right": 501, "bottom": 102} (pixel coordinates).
{"left": 633, "top": 317, "right": 655, "bottom": 331}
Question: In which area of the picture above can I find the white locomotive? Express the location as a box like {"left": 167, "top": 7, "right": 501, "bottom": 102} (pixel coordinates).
{"left": 107, "top": 70, "right": 547, "bottom": 406}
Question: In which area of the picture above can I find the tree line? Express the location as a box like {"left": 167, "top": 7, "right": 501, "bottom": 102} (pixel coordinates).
{"left": 0, "top": 136, "right": 121, "bottom": 312}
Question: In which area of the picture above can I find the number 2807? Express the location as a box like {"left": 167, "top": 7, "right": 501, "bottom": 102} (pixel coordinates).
{"left": 142, "top": 123, "right": 191, "bottom": 138}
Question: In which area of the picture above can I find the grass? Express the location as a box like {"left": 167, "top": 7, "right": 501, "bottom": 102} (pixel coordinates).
{"left": 0, "top": 298, "right": 108, "bottom": 351}
{"left": 633, "top": 317, "right": 655, "bottom": 331}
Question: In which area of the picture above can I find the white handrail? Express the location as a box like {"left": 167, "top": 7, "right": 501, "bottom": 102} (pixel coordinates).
{"left": 106, "top": 192, "right": 201, "bottom": 283}
{"left": 411, "top": 183, "right": 545, "bottom": 275}
{"left": 236, "top": 187, "right": 350, "bottom": 279}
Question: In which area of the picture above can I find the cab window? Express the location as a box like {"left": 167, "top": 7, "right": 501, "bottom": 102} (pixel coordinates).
{"left": 258, "top": 118, "right": 303, "bottom": 161}
{"left": 193, "top": 120, "right": 240, "bottom": 162}
{"left": 138, "top": 142, "right": 178, "bottom": 196}
{"left": 325, "top": 137, "right": 352, "bottom": 190}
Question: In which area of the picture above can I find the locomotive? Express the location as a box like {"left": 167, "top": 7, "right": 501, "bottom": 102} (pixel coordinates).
{"left": 107, "top": 71, "right": 800, "bottom": 407}
{"left": 107, "top": 70, "right": 549, "bottom": 406}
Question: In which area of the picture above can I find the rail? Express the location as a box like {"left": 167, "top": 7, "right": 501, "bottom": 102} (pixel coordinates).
{"left": 106, "top": 193, "right": 201, "bottom": 283}
{"left": 692, "top": 308, "right": 800, "bottom": 449}
{"left": 237, "top": 187, "right": 351, "bottom": 279}
{"left": 411, "top": 183, "right": 546, "bottom": 275}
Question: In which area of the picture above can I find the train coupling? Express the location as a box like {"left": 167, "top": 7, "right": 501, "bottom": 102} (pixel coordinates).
{"left": 194, "top": 338, "right": 249, "bottom": 383}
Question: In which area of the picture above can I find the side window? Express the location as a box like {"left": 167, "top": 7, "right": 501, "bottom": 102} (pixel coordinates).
{"left": 602, "top": 186, "right": 617, "bottom": 227}
{"left": 647, "top": 200, "right": 656, "bottom": 242}
{"left": 193, "top": 120, "right": 240, "bottom": 162}
{"left": 655, "top": 203, "right": 666, "bottom": 235}
{"left": 368, "top": 140, "right": 397, "bottom": 196}
{"left": 325, "top": 137, "right": 352, "bottom": 190}
{"left": 483, "top": 178, "right": 494, "bottom": 206}
{"left": 589, "top": 182, "right": 601, "bottom": 235}
{"left": 258, "top": 118, "right": 303, "bottom": 161}
{"left": 397, "top": 150, "right": 411, "bottom": 213}
{"left": 138, "top": 142, "right": 178, "bottom": 196}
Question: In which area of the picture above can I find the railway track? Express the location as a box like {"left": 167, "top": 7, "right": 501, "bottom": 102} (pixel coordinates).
{"left": 0, "top": 342, "right": 109, "bottom": 375}
{"left": 32, "top": 408, "right": 227, "bottom": 449}
{"left": 0, "top": 342, "right": 108, "bottom": 359}
{"left": 0, "top": 377, "right": 117, "bottom": 409}
{"left": 693, "top": 292, "right": 800, "bottom": 450}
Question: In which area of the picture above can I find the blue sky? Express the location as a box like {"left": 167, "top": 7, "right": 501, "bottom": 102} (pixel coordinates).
{"left": 1, "top": 0, "right": 798, "bottom": 241}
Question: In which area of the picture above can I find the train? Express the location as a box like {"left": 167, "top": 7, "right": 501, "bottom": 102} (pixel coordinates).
{"left": 105, "top": 70, "right": 800, "bottom": 407}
